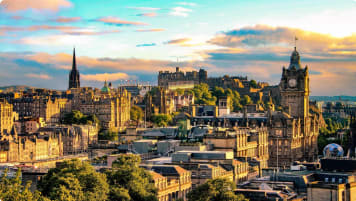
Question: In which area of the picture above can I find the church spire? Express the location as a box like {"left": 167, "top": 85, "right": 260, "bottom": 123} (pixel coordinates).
{"left": 68, "top": 47, "right": 80, "bottom": 89}
{"left": 72, "top": 47, "right": 77, "bottom": 71}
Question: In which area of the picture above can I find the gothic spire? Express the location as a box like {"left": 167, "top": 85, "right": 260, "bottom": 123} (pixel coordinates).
{"left": 72, "top": 47, "right": 77, "bottom": 71}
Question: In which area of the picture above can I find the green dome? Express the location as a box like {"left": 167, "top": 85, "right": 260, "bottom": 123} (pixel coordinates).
{"left": 101, "top": 80, "right": 110, "bottom": 93}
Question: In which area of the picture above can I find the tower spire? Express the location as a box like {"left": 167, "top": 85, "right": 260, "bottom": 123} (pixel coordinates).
{"left": 68, "top": 47, "right": 80, "bottom": 89}
{"left": 72, "top": 47, "right": 77, "bottom": 70}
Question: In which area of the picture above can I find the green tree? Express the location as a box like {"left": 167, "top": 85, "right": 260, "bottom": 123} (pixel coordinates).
{"left": 187, "top": 178, "right": 248, "bottom": 201}
{"left": 38, "top": 159, "right": 109, "bottom": 201}
{"left": 0, "top": 169, "right": 49, "bottom": 201}
{"left": 189, "top": 83, "right": 216, "bottom": 105}
{"left": 62, "top": 111, "right": 99, "bottom": 125}
{"left": 99, "top": 130, "right": 118, "bottom": 141}
{"left": 130, "top": 105, "right": 144, "bottom": 125}
{"left": 249, "top": 80, "right": 258, "bottom": 88}
{"left": 151, "top": 113, "right": 172, "bottom": 127}
{"left": 105, "top": 154, "right": 158, "bottom": 201}
{"left": 212, "top": 87, "right": 225, "bottom": 101}
{"left": 176, "top": 88, "right": 185, "bottom": 96}
{"left": 240, "top": 95, "right": 252, "bottom": 106}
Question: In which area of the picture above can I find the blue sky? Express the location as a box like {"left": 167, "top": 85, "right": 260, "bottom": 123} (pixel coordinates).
{"left": 0, "top": 0, "right": 356, "bottom": 95}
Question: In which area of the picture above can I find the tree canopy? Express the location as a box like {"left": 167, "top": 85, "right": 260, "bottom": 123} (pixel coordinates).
{"left": 62, "top": 110, "right": 99, "bottom": 125}
{"left": 249, "top": 80, "right": 258, "bottom": 88}
{"left": 151, "top": 113, "right": 172, "bottom": 127}
{"left": 105, "top": 154, "right": 158, "bottom": 201}
{"left": 38, "top": 159, "right": 109, "bottom": 201}
{"left": 187, "top": 178, "right": 248, "bottom": 201}
{"left": 188, "top": 83, "right": 216, "bottom": 106}
{"left": 0, "top": 169, "right": 48, "bottom": 201}
{"left": 130, "top": 105, "right": 144, "bottom": 124}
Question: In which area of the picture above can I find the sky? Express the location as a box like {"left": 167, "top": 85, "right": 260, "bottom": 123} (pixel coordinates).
{"left": 0, "top": 0, "right": 356, "bottom": 95}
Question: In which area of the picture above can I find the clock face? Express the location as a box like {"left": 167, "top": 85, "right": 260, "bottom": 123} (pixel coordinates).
{"left": 288, "top": 79, "right": 297, "bottom": 87}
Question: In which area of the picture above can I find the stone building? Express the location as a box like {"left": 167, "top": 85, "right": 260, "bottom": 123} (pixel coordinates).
{"left": 146, "top": 87, "right": 194, "bottom": 118}
{"left": 203, "top": 127, "right": 269, "bottom": 169}
{"left": 268, "top": 47, "right": 320, "bottom": 167}
{"left": 12, "top": 96, "right": 63, "bottom": 124}
{"left": 0, "top": 132, "right": 62, "bottom": 162}
{"left": 0, "top": 124, "right": 98, "bottom": 163}
{"left": 0, "top": 98, "right": 14, "bottom": 134}
{"left": 77, "top": 86, "right": 131, "bottom": 131}
{"left": 171, "top": 150, "right": 248, "bottom": 185}
{"left": 142, "top": 165, "right": 192, "bottom": 201}
{"left": 158, "top": 67, "right": 207, "bottom": 88}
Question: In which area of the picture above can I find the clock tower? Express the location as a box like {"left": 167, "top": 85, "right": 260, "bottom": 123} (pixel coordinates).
{"left": 279, "top": 47, "right": 309, "bottom": 119}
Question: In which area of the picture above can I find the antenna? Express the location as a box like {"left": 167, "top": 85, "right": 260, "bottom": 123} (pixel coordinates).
{"left": 294, "top": 36, "right": 298, "bottom": 49}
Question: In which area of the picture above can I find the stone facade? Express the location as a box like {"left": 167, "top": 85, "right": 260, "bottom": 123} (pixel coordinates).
{"left": 143, "top": 165, "right": 192, "bottom": 201}
{"left": 0, "top": 99, "right": 14, "bottom": 134}
{"left": 268, "top": 47, "right": 320, "bottom": 167}
{"left": 0, "top": 124, "right": 98, "bottom": 163}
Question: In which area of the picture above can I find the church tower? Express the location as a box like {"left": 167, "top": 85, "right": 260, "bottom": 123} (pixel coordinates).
{"left": 279, "top": 47, "right": 309, "bottom": 119}
{"left": 68, "top": 48, "right": 80, "bottom": 89}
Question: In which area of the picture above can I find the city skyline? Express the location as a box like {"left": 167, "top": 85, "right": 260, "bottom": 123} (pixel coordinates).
{"left": 1, "top": 0, "right": 356, "bottom": 95}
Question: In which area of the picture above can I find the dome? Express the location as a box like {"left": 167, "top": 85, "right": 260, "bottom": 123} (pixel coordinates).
{"left": 323, "top": 143, "right": 344, "bottom": 157}
{"left": 101, "top": 80, "right": 110, "bottom": 93}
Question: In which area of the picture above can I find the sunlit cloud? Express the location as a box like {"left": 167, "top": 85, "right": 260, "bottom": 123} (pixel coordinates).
{"left": 166, "top": 38, "right": 192, "bottom": 45}
{"left": 95, "top": 17, "right": 148, "bottom": 26}
{"left": 81, "top": 72, "right": 129, "bottom": 82}
{"left": 136, "top": 28, "right": 165, "bottom": 32}
{"left": 25, "top": 73, "right": 52, "bottom": 80}
{"left": 53, "top": 16, "right": 81, "bottom": 23}
{"left": 170, "top": 7, "right": 192, "bottom": 17}
{"left": 136, "top": 12, "right": 157, "bottom": 17}
{"left": 2, "top": 0, "right": 72, "bottom": 12}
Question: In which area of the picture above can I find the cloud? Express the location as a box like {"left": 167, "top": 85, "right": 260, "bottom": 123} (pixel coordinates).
{"left": 170, "top": 7, "right": 192, "bottom": 17}
{"left": 62, "top": 29, "right": 120, "bottom": 36}
{"left": 0, "top": 25, "right": 77, "bottom": 33}
{"left": 2, "top": 0, "right": 72, "bottom": 12}
{"left": 127, "top": 7, "right": 160, "bottom": 11}
{"left": 136, "top": 43, "right": 156, "bottom": 47}
{"left": 53, "top": 16, "right": 81, "bottom": 23}
{"left": 25, "top": 73, "right": 52, "bottom": 80}
{"left": 209, "top": 24, "right": 356, "bottom": 55}
{"left": 177, "top": 2, "right": 197, "bottom": 6}
{"left": 136, "top": 28, "right": 165, "bottom": 32}
{"left": 95, "top": 17, "right": 148, "bottom": 26}
{"left": 136, "top": 12, "right": 157, "bottom": 17}
{"left": 81, "top": 72, "right": 129, "bottom": 82}
{"left": 166, "top": 38, "right": 192, "bottom": 45}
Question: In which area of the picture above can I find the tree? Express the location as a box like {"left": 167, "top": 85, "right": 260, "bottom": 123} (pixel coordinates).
{"left": 0, "top": 169, "right": 49, "bottom": 201}
{"left": 38, "top": 159, "right": 109, "bottom": 201}
{"left": 240, "top": 95, "right": 252, "bottom": 106}
{"left": 249, "top": 80, "right": 258, "bottom": 88}
{"left": 62, "top": 110, "right": 99, "bottom": 125}
{"left": 105, "top": 154, "right": 158, "bottom": 201}
{"left": 189, "top": 83, "right": 216, "bottom": 105}
{"left": 151, "top": 113, "right": 172, "bottom": 127}
{"left": 99, "top": 130, "right": 118, "bottom": 141}
{"left": 212, "top": 87, "right": 225, "bottom": 101}
{"left": 130, "top": 105, "right": 144, "bottom": 125}
{"left": 187, "top": 178, "right": 248, "bottom": 201}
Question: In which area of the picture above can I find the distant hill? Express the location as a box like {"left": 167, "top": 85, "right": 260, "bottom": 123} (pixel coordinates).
{"left": 310, "top": 96, "right": 356, "bottom": 102}
{"left": 0, "top": 85, "right": 35, "bottom": 92}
